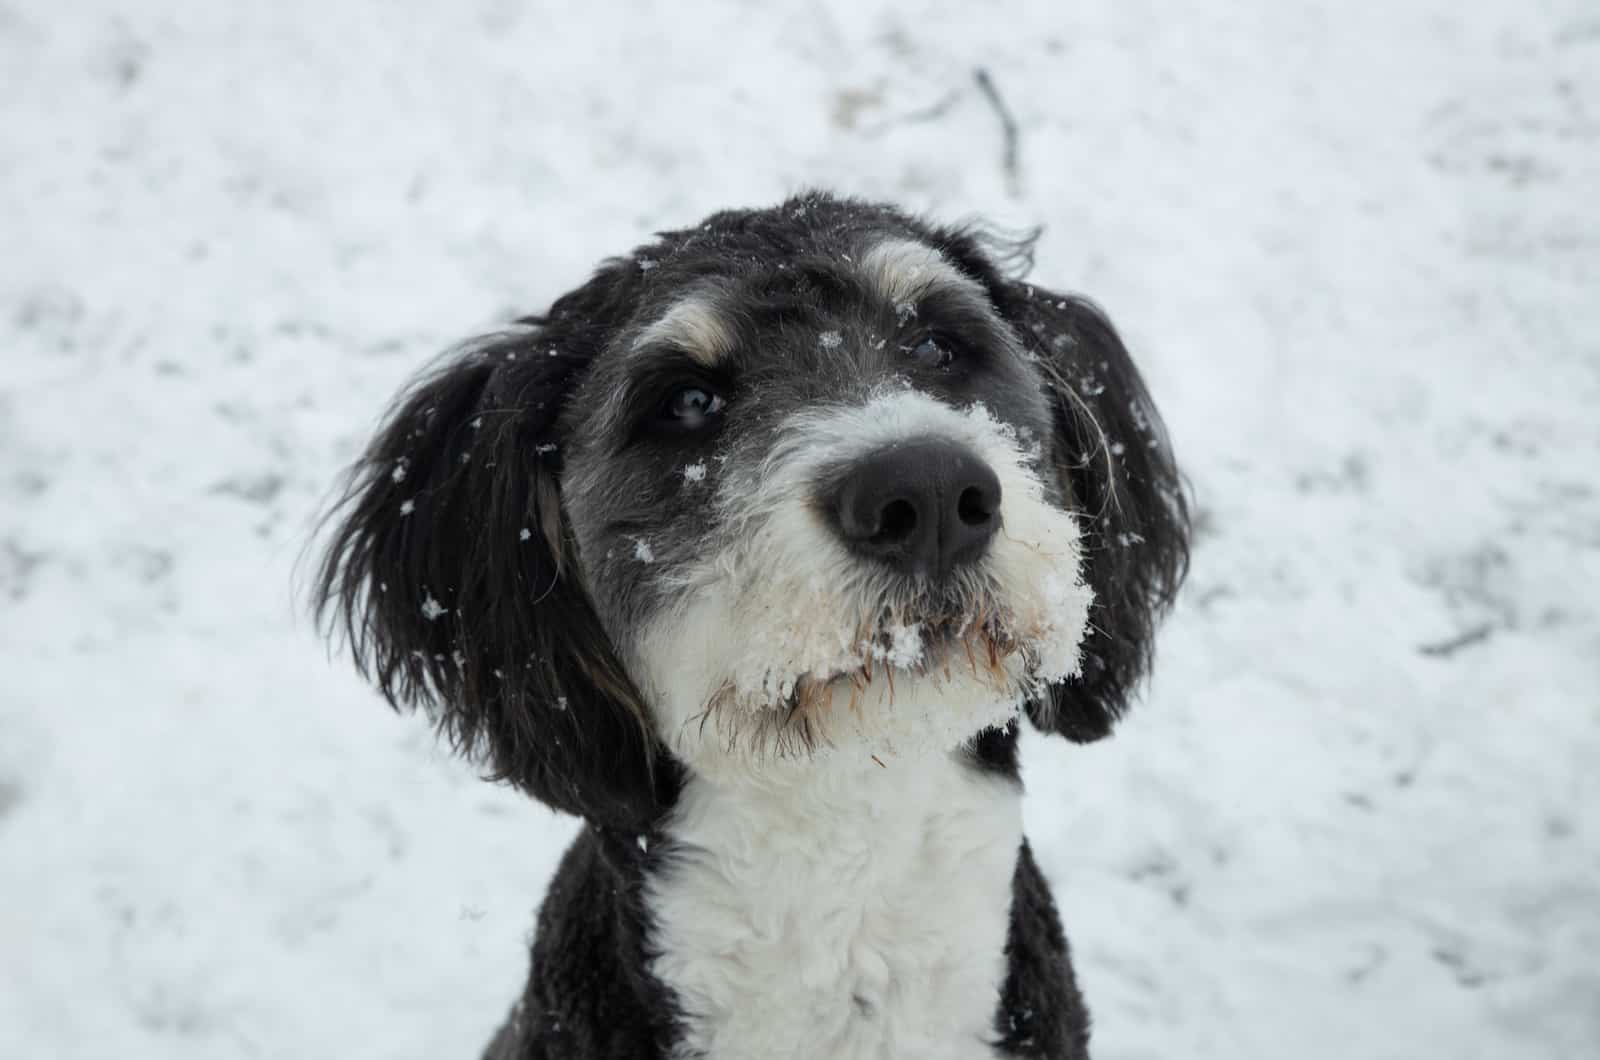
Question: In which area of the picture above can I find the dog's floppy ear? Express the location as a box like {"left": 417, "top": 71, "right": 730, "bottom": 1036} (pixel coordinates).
{"left": 314, "top": 284, "right": 674, "bottom": 830}
{"left": 1012, "top": 288, "right": 1189, "bottom": 740}
{"left": 933, "top": 229, "right": 1189, "bottom": 740}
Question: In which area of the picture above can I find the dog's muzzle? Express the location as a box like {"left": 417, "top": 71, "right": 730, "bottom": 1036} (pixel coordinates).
{"left": 823, "top": 439, "right": 1002, "bottom": 580}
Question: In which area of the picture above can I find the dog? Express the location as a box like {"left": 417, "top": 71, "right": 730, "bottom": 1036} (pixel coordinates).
{"left": 315, "top": 192, "right": 1188, "bottom": 1059}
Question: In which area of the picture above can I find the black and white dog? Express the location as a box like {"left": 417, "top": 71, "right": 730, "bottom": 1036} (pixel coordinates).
{"left": 316, "top": 192, "right": 1188, "bottom": 1059}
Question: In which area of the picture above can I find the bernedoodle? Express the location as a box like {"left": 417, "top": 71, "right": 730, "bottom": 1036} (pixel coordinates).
{"left": 315, "top": 192, "right": 1188, "bottom": 1059}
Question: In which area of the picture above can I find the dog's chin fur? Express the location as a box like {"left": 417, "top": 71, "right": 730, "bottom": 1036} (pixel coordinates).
{"left": 634, "top": 389, "right": 1093, "bottom": 779}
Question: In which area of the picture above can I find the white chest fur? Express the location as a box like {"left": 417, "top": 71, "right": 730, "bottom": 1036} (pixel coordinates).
{"left": 646, "top": 752, "right": 1022, "bottom": 1060}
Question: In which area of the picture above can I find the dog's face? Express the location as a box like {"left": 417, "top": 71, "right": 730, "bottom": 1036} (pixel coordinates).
{"left": 560, "top": 237, "right": 1092, "bottom": 776}
{"left": 317, "top": 194, "right": 1187, "bottom": 825}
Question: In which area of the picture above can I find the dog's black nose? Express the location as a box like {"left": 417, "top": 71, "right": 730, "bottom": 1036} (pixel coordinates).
{"left": 829, "top": 440, "right": 1002, "bottom": 578}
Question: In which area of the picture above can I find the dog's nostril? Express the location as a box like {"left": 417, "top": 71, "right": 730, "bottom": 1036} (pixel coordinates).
{"left": 957, "top": 485, "right": 994, "bottom": 527}
{"left": 873, "top": 498, "right": 919, "bottom": 544}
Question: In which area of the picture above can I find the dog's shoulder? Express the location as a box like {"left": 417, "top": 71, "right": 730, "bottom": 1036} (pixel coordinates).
{"left": 487, "top": 829, "right": 677, "bottom": 1060}
{"left": 994, "top": 842, "right": 1093, "bottom": 1058}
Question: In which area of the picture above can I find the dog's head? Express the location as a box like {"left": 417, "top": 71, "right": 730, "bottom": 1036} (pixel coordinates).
{"left": 316, "top": 193, "right": 1187, "bottom": 828}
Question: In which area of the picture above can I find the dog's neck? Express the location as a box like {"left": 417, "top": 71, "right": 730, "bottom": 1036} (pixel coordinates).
{"left": 643, "top": 745, "right": 1023, "bottom": 1060}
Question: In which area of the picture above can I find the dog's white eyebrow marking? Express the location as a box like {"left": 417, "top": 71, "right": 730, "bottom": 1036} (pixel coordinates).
{"left": 857, "top": 238, "right": 987, "bottom": 309}
{"left": 632, "top": 288, "right": 736, "bottom": 367}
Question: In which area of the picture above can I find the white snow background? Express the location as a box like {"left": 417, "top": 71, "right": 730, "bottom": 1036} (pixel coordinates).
{"left": 3, "top": 1, "right": 1597, "bottom": 1057}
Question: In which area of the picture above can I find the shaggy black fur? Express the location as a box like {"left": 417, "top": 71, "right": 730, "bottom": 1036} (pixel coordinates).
{"left": 315, "top": 191, "right": 1187, "bottom": 1058}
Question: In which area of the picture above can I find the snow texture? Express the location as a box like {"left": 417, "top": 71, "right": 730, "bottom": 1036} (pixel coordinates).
{"left": 2, "top": 2, "right": 1597, "bottom": 1059}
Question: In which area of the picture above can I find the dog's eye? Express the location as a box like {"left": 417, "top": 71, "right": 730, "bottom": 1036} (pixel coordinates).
{"left": 659, "top": 385, "right": 726, "bottom": 430}
{"left": 906, "top": 336, "right": 954, "bottom": 370}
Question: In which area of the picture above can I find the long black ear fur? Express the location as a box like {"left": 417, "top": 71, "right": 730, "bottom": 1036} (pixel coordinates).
{"left": 314, "top": 269, "right": 675, "bottom": 831}
{"left": 931, "top": 227, "right": 1190, "bottom": 741}
{"left": 1011, "top": 291, "right": 1190, "bottom": 739}
{"left": 1014, "top": 291, "right": 1190, "bottom": 740}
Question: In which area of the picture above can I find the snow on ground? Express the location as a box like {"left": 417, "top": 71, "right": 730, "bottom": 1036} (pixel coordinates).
{"left": 3, "top": 1, "right": 1597, "bottom": 1057}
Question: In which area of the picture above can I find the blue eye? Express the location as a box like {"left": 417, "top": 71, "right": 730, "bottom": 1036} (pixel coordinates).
{"left": 660, "top": 385, "right": 726, "bottom": 429}
{"left": 906, "top": 336, "right": 954, "bottom": 369}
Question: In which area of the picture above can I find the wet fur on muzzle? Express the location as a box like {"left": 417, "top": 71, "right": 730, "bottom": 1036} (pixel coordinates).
{"left": 637, "top": 389, "right": 1094, "bottom": 775}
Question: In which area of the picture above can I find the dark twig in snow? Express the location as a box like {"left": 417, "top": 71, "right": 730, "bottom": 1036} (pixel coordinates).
{"left": 1417, "top": 624, "right": 1494, "bottom": 658}
{"left": 974, "top": 67, "right": 1021, "bottom": 197}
